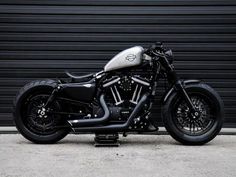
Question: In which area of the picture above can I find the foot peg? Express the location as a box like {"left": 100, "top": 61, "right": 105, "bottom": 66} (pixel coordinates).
{"left": 147, "top": 124, "right": 158, "bottom": 132}
{"left": 94, "top": 133, "right": 120, "bottom": 147}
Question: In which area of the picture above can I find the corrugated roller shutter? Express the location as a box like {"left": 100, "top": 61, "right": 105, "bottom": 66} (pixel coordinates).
{"left": 0, "top": 0, "right": 236, "bottom": 127}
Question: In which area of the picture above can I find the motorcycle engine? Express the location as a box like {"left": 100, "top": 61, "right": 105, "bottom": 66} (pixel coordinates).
{"left": 95, "top": 74, "right": 151, "bottom": 128}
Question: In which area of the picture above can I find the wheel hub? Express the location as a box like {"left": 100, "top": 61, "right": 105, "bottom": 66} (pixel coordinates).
{"left": 37, "top": 107, "right": 47, "bottom": 118}
{"left": 24, "top": 94, "right": 61, "bottom": 135}
{"left": 190, "top": 111, "right": 200, "bottom": 120}
{"left": 175, "top": 95, "right": 213, "bottom": 135}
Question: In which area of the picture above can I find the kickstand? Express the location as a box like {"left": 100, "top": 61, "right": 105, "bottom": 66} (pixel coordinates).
{"left": 94, "top": 133, "right": 120, "bottom": 147}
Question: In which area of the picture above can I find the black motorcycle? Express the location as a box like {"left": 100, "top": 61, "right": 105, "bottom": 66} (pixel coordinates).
{"left": 13, "top": 42, "right": 224, "bottom": 145}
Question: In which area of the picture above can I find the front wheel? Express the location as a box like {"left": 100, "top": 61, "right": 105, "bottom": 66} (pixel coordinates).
{"left": 162, "top": 83, "right": 224, "bottom": 145}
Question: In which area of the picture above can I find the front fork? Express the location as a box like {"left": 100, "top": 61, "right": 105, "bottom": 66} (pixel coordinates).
{"left": 159, "top": 56, "right": 196, "bottom": 112}
{"left": 174, "top": 80, "right": 196, "bottom": 112}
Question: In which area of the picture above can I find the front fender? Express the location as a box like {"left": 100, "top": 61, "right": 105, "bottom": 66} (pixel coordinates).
{"left": 162, "top": 79, "right": 201, "bottom": 105}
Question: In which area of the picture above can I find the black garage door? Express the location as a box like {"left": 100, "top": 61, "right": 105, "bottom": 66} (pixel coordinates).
{"left": 0, "top": 0, "right": 236, "bottom": 127}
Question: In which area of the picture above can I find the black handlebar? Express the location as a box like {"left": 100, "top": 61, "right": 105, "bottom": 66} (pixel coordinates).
{"left": 145, "top": 42, "right": 164, "bottom": 56}
{"left": 150, "top": 42, "right": 163, "bottom": 52}
{"left": 145, "top": 42, "right": 174, "bottom": 63}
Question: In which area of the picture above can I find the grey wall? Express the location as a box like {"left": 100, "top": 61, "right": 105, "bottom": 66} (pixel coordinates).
{"left": 0, "top": 0, "right": 236, "bottom": 126}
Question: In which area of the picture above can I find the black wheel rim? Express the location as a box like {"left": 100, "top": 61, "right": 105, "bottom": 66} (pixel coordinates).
{"left": 172, "top": 93, "right": 216, "bottom": 136}
{"left": 22, "top": 94, "right": 61, "bottom": 135}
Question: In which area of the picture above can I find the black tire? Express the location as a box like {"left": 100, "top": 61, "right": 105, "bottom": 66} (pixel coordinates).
{"left": 162, "top": 83, "right": 224, "bottom": 145}
{"left": 13, "top": 80, "right": 70, "bottom": 144}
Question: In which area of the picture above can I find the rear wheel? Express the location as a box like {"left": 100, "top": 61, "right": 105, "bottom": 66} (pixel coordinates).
{"left": 162, "top": 83, "right": 224, "bottom": 145}
{"left": 13, "top": 80, "right": 69, "bottom": 144}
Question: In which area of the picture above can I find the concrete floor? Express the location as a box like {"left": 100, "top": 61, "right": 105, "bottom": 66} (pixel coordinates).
{"left": 0, "top": 134, "right": 235, "bottom": 177}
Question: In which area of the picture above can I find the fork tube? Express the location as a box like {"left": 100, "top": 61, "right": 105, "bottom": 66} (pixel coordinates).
{"left": 174, "top": 81, "right": 196, "bottom": 112}
{"left": 160, "top": 56, "right": 196, "bottom": 112}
